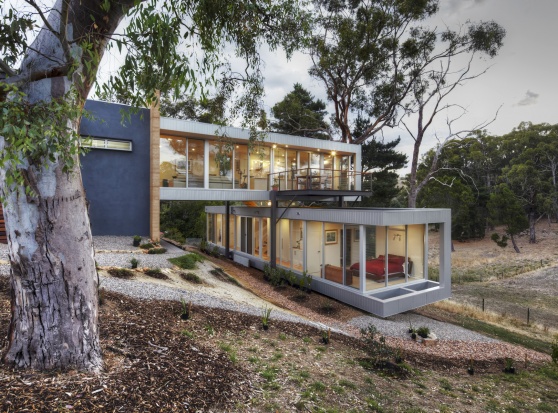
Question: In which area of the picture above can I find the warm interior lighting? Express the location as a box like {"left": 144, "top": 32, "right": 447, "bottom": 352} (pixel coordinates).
{"left": 331, "top": 151, "right": 337, "bottom": 156}
{"left": 272, "top": 144, "right": 277, "bottom": 148}
{"left": 267, "top": 201, "right": 272, "bottom": 206}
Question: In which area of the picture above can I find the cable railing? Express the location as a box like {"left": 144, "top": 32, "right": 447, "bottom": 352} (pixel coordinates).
{"left": 267, "top": 168, "right": 373, "bottom": 191}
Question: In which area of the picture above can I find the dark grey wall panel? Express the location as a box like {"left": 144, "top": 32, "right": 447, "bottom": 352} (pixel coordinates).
{"left": 80, "top": 100, "right": 150, "bottom": 236}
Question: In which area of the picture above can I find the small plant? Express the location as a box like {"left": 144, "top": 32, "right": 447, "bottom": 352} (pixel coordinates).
{"left": 261, "top": 306, "right": 272, "bottom": 330}
{"left": 144, "top": 268, "right": 168, "bottom": 280}
{"left": 98, "top": 287, "right": 106, "bottom": 306}
{"left": 467, "top": 359, "right": 475, "bottom": 375}
{"left": 408, "top": 320, "right": 415, "bottom": 334}
{"left": 417, "top": 326, "right": 430, "bottom": 339}
{"left": 211, "top": 245, "right": 220, "bottom": 257}
{"left": 551, "top": 334, "right": 558, "bottom": 364}
{"left": 503, "top": 357, "right": 516, "bottom": 374}
{"left": 180, "top": 298, "right": 192, "bottom": 320}
{"left": 300, "top": 271, "right": 312, "bottom": 293}
{"left": 321, "top": 328, "right": 331, "bottom": 344}
{"left": 491, "top": 233, "right": 509, "bottom": 248}
{"left": 140, "top": 242, "right": 155, "bottom": 249}
{"left": 181, "top": 329, "right": 194, "bottom": 339}
{"left": 148, "top": 247, "right": 167, "bottom": 254}
{"left": 169, "top": 253, "right": 204, "bottom": 270}
{"left": 180, "top": 272, "right": 202, "bottom": 284}
{"left": 360, "top": 325, "right": 393, "bottom": 367}
{"left": 133, "top": 235, "right": 141, "bottom": 247}
{"left": 411, "top": 332, "right": 417, "bottom": 340}
{"left": 107, "top": 267, "right": 134, "bottom": 279}
{"left": 204, "top": 324, "right": 215, "bottom": 336}
{"left": 394, "top": 347, "right": 404, "bottom": 364}
{"left": 130, "top": 257, "right": 139, "bottom": 269}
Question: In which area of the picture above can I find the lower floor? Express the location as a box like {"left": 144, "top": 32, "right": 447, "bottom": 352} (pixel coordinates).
{"left": 206, "top": 205, "right": 451, "bottom": 317}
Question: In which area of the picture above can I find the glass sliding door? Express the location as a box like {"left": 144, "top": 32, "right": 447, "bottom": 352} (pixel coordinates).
{"left": 344, "top": 225, "right": 360, "bottom": 289}
{"left": 187, "top": 139, "right": 204, "bottom": 187}
{"left": 323, "top": 223, "right": 343, "bottom": 284}
{"left": 306, "top": 221, "right": 323, "bottom": 278}
{"left": 250, "top": 146, "right": 270, "bottom": 190}
{"left": 234, "top": 144, "right": 249, "bottom": 189}
{"left": 290, "top": 220, "right": 304, "bottom": 271}
{"left": 209, "top": 141, "right": 233, "bottom": 188}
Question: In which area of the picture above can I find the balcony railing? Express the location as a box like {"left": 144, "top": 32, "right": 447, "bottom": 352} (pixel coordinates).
{"left": 267, "top": 168, "right": 373, "bottom": 191}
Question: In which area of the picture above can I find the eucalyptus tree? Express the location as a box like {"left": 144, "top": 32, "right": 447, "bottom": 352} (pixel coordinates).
{"left": 307, "top": 0, "right": 505, "bottom": 207}
{"left": 0, "top": 0, "right": 307, "bottom": 371}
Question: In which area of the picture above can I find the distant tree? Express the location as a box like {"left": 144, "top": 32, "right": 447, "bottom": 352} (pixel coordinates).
{"left": 487, "top": 184, "right": 528, "bottom": 253}
{"left": 360, "top": 136, "right": 407, "bottom": 207}
{"left": 160, "top": 94, "right": 227, "bottom": 124}
{"left": 270, "top": 83, "right": 330, "bottom": 139}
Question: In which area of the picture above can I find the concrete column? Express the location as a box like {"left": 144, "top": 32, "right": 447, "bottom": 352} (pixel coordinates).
{"left": 149, "top": 91, "right": 161, "bottom": 242}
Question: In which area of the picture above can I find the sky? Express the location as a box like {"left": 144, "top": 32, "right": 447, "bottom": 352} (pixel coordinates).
{"left": 255, "top": 0, "right": 558, "bottom": 172}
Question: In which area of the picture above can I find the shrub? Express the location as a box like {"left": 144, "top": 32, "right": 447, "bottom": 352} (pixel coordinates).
{"left": 180, "top": 272, "right": 202, "bottom": 284}
{"left": 144, "top": 268, "right": 168, "bottom": 280}
{"left": 211, "top": 245, "right": 220, "bottom": 257}
{"left": 107, "top": 268, "right": 134, "bottom": 279}
{"left": 199, "top": 239, "right": 208, "bottom": 254}
{"left": 164, "top": 227, "right": 185, "bottom": 244}
{"left": 133, "top": 235, "right": 141, "bottom": 246}
{"left": 130, "top": 257, "right": 139, "bottom": 269}
{"left": 148, "top": 247, "right": 167, "bottom": 254}
{"left": 140, "top": 242, "right": 155, "bottom": 250}
{"left": 180, "top": 298, "right": 192, "bottom": 320}
{"left": 551, "top": 335, "right": 558, "bottom": 364}
{"left": 360, "top": 325, "right": 392, "bottom": 366}
{"left": 261, "top": 306, "right": 272, "bottom": 329}
{"left": 417, "top": 326, "right": 430, "bottom": 338}
{"left": 169, "top": 253, "right": 204, "bottom": 270}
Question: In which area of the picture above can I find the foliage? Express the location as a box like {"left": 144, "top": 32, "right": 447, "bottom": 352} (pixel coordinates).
{"left": 107, "top": 268, "right": 135, "bottom": 279}
{"left": 169, "top": 253, "right": 205, "bottom": 270}
{"left": 261, "top": 306, "right": 272, "bottom": 328}
{"left": 417, "top": 326, "right": 430, "bottom": 339}
{"left": 161, "top": 201, "right": 221, "bottom": 240}
{"left": 360, "top": 325, "right": 392, "bottom": 366}
{"left": 0, "top": 85, "right": 87, "bottom": 198}
{"left": 180, "top": 272, "right": 202, "bottom": 284}
{"left": 140, "top": 243, "right": 155, "bottom": 250}
{"left": 130, "top": 258, "right": 140, "bottom": 269}
{"left": 487, "top": 184, "right": 528, "bottom": 252}
{"left": 144, "top": 268, "right": 168, "bottom": 279}
{"left": 491, "top": 233, "right": 508, "bottom": 248}
{"left": 551, "top": 335, "right": 558, "bottom": 364}
{"left": 133, "top": 235, "right": 142, "bottom": 243}
{"left": 270, "top": 83, "right": 330, "bottom": 139}
{"left": 147, "top": 247, "right": 167, "bottom": 254}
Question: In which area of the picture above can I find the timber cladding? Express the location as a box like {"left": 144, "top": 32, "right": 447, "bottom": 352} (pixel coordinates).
{"left": 0, "top": 204, "right": 6, "bottom": 244}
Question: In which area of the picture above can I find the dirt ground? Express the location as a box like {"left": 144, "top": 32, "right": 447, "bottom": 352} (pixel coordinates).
{"left": 434, "top": 222, "right": 558, "bottom": 334}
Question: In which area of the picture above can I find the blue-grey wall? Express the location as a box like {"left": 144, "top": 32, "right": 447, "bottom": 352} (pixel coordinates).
{"left": 80, "top": 100, "right": 150, "bottom": 236}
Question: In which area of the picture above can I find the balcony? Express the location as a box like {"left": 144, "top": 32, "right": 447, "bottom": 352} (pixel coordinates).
{"left": 267, "top": 168, "right": 373, "bottom": 192}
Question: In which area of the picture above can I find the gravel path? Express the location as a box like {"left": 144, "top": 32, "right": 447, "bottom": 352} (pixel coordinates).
{"left": 0, "top": 237, "right": 552, "bottom": 364}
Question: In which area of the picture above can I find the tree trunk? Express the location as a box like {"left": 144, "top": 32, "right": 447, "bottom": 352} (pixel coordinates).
{"left": 529, "top": 209, "right": 536, "bottom": 244}
{"left": 510, "top": 234, "right": 520, "bottom": 253}
{"left": 0, "top": 121, "right": 101, "bottom": 371}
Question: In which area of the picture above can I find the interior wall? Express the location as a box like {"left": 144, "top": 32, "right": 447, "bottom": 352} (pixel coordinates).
{"left": 323, "top": 223, "right": 343, "bottom": 267}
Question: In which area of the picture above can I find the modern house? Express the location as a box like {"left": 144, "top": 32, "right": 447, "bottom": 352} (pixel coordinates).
{"left": 76, "top": 99, "right": 451, "bottom": 317}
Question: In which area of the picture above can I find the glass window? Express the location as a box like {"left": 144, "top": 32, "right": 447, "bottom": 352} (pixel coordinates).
{"left": 208, "top": 214, "right": 215, "bottom": 243}
{"left": 234, "top": 144, "right": 248, "bottom": 189}
{"left": 277, "top": 219, "right": 290, "bottom": 268}
{"left": 187, "top": 139, "right": 204, "bottom": 188}
{"left": 249, "top": 146, "right": 270, "bottom": 190}
{"left": 364, "top": 225, "right": 386, "bottom": 292}
{"left": 262, "top": 218, "right": 270, "bottom": 261}
{"left": 209, "top": 141, "right": 233, "bottom": 189}
{"left": 160, "top": 135, "right": 186, "bottom": 187}
{"left": 323, "top": 223, "right": 343, "bottom": 284}
{"left": 254, "top": 218, "right": 261, "bottom": 257}
{"left": 274, "top": 147, "right": 286, "bottom": 190}
{"left": 305, "top": 221, "right": 323, "bottom": 278}
{"left": 82, "top": 137, "right": 132, "bottom": 151}
{"left": 344, "top": 225, "right": 360, "bottom": 289}
{"left": 287, "top": 150, "right": 298, "bottom": 189}
{"left": 291, "top": 220, "right": 304, "bottom": 271}
{"left": 386, "top": 226, "right": 407, "bottom": 287}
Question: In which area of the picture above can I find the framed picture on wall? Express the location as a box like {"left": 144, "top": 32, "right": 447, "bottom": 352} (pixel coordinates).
{"left": 325, "top": 229, "right": 337, "bottom": 244}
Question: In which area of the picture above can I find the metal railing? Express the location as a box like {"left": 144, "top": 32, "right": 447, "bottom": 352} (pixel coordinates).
{"left": 267, "top": 168, "right": 373, "bottom": 191}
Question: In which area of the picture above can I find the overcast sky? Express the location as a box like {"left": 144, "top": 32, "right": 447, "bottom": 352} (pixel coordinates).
{"left": 256, "top": 0, "right": 558, "bottom": 171}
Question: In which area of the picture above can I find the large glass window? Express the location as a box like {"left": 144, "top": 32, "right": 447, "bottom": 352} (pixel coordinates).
{"left": 160, "top": 136, "right": 187, "bottom": 188}
{"left": 306, "top": 221, "right": 323, "bottom": 278}
{"left": 287, "top": 150, "right": 298, "bottom": 189}
{"left": 344, "top": 225, "right": 360, "bottom": 289}
{"left": 234, "top": 144, "right": 249, "bottom": 189}
{"left": 188, "top": 139, "right": 204, "bottom": 188}
{"left": 250, "top": 146, "right": 270, "bottom": 190}
{"left": 262, "top": 218, "right": 270, "bottom": 261}
{"left": 209, "top": 141, "right": 233, "bottom": 188}
{"left": 277, "top": 219, "right": 291, "bottom": 268}
{"left": 323, "top": 223, "right": 343, "bottom": 284}
{"left": 291, "top": 220, "right": 304, "bottom": 271}
{"left": 274, "top": 147, "right": 287, "bottom": 190}
{"left": 254, "top": 218, "right": 261, "bottom": 257}
{"left": 207, "top": 214, "right": 215, "bottom": 243}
